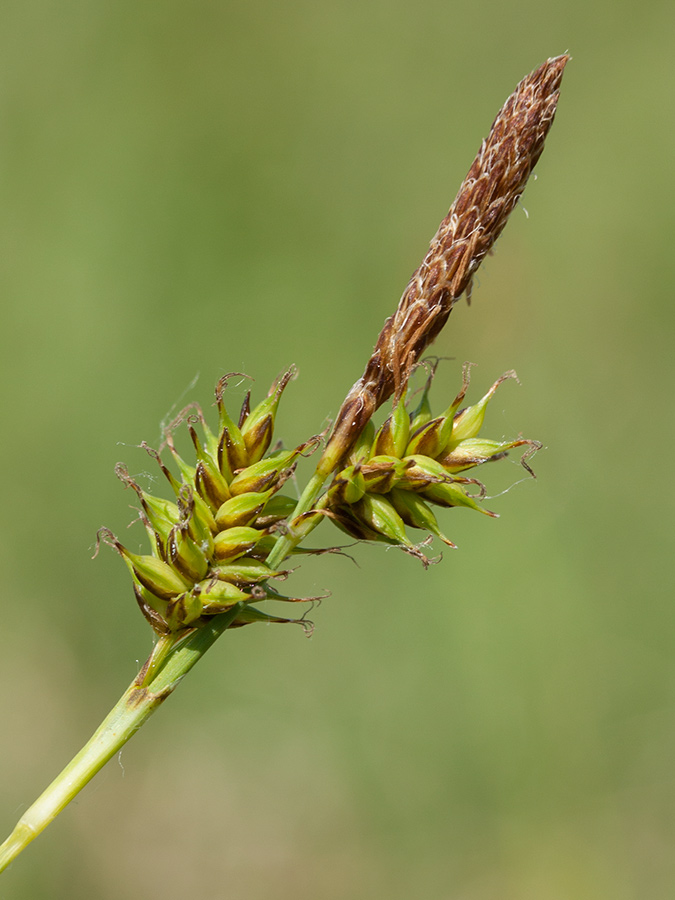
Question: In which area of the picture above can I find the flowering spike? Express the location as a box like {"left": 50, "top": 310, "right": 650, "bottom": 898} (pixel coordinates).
{"left": 0, "top": 60, "right": 569, "bottom": 875}
{"left": 320, "top": 56, "right": 568, "bottom": 470}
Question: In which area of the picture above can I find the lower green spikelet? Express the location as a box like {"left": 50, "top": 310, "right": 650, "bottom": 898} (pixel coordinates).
{"left": 103, "top": 370, "right": 321, "bottom": 634}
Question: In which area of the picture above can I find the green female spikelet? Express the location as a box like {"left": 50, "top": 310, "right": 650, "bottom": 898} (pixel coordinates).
{"left": 324, "top": 364, "right": 540, "bottom": 554}
{"left": 102, "top": 373, "right": 318, "bottom": 634}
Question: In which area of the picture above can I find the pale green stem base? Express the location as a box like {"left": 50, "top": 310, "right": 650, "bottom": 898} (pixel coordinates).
{"left": 0, "top": 604, "right": 244, "bottom": 874}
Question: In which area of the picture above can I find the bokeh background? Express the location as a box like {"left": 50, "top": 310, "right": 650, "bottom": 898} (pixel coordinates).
{"left": 1, "top": 2, "right": 673, "bottom": 898}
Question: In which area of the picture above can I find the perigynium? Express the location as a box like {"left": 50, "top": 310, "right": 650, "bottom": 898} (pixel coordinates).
{"left": 0, "top": 55, "right": 568, "bottom": 874}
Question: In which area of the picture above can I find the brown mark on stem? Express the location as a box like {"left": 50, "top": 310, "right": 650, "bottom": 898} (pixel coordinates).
{"left": 321, "top": 55, "right": 569, "bottom": 473}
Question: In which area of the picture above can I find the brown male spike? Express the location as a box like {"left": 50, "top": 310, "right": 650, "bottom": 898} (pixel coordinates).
{"left": 320, "top": 55, "right": 569, "bottom": 475}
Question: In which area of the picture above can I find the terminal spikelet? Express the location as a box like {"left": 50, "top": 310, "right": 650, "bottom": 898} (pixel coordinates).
{"left": 322, "top": 55, "right": 568, "bottom": 473}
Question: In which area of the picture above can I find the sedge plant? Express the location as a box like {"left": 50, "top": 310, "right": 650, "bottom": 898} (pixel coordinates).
{"left": 0, "top": 55, "right": 568, "bottom": 873}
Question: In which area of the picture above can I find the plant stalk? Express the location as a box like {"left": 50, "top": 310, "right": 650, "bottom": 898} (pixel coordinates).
{"left": 267, "top": 470, "right": 327, "bottom": 569}
{"left": 0, "top": 604, "right": 244, "bottom": 873}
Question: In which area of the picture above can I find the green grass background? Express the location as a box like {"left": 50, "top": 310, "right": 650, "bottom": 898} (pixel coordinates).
{"left": 1, "top": 2, "right": 673, "bottom": 897}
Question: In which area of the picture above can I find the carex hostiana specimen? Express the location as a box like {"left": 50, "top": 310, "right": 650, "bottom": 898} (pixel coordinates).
{"left": 0, "top": 55, "right": 568, "bottom": 873}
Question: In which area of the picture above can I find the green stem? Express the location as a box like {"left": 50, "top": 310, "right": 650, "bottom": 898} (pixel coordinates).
{"left": 266, "top": 470, "right": 327, "bottom": 569}
{"left": 0, "top": 604, "right": 244, "bottom": 874}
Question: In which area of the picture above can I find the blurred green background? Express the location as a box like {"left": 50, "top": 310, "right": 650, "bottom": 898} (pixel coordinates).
{"left": 1, "top": 1, "right": 673, "bottom": 897}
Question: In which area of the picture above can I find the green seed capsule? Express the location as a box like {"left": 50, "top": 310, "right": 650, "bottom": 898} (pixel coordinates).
{"left": 141, "top": 494, "right": 181, "bottom": 549}
{"left": 178, "top": 488, "right": 217, "bottom": 556}
{"left": 120, "top": 545, "right": 192, "bottom": 600}
{"left": 115, "top": 464, "right": 180, "bottom": 555}
{"left": 189, "top": 426, "right": 232, "bottom": 511}
{"left": 133, "top": 583, "right": 171, "bottom": 631}
{"left": 388, "top": 489, "right": 456, "bottom": 547}
{"left": 215, "top": 375, "right": 250, "bottom": 474}
{"left": 164, "top": 432, "right": 197, "bottom": 486}
{"left": 240, "top": 367, "right": 295, "bottom": 465}
{"left": 405, "top": 414, "right": 453, "bottom": 459}
{"left": 355, "top": 493, "right": 412, "bottom": 546}
{"left": 347, "top": 420, "right": 376, "bottom": 466}
{"left": 193, "top": 578, "right": 251, "bottom": 608}
{"left": 421, "top": 480, "right": 497, "bottom": 517}
{"left": 327, "top": 465, "right": 366, "bottom": 505}
{"left": 246, "top": 532, "right": 277, "bottom": 559}
{"left": 409, "top": 366, "right": 436, "bottom": 432}
{"left": 359, "top": 455, "right": 408, "bottom": 494}
{"left": 329, "top": 505, "right": 382, "bottom": 542}
{"left": 215, "top": 490, "right": 273, "bottom": 530}
{"left": 228, "top": 449, "right": 298, "bottom": 496}
{"left": 213, "top": 558, "right": 285, "bottom": 584}
{"left": 405, "top": 369, "right": 472, "bottom": 458}
{"left": 397, "top": 454, "right": 454, "bottom": 491}
{"left": 451, "top": 370, "right": 517, "bottom": 443}
{"left": 166, "top": 525, "right": 209, "bottom": 583}
{"left": 213, "top": 526, "right": 264, "bottom": 561}
{"left": 438, "top": 437, "right": 528, "bottom": 473}
{"left": 254, "top": 493, "right": 298, "bottom": 525}
{"left": 165, "top": 590, "right": 205, "bottom": 628}
{"left": 371, "top": 394, "right": 409, "bottom": 459}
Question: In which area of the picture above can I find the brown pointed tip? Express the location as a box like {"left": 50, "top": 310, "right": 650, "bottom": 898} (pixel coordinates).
{"left": 523, "top": 54, "right": 570, "bottom": 114}
{"left": 519, "top": 55, "right": 570, "bottom": 97}
{"left": 544, "top": 53, "right": 571, "bottom": 80}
